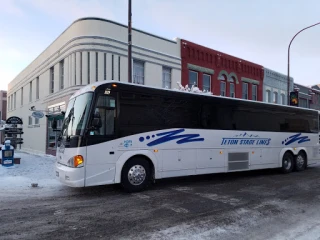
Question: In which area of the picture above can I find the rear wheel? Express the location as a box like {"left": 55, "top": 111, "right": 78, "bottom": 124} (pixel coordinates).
{"left": 295, "top": 151, "right": 307, "bottom": 172}
{"left": 281, "top": 151, "right": 294, "bottom": 173}
{"left": 121, "top": 158, "right": 151, "bottom": 193}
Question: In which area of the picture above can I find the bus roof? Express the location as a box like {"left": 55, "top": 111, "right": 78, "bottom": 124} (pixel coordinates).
{"left": 69, "top": 80, "right": 319, "bottom": 114}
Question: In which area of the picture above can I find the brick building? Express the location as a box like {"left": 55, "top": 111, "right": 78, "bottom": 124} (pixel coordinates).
{"left": 180, "top": 39, "right": 264, "bottom": 101}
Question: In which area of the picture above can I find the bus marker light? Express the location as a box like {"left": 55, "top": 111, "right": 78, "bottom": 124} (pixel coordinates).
{"left": 252, "top": 151, "right": 254, "bottom": 154}
{"left": 293, "top": 147, "right": 297, "bottom": 150}
{"left": 112, "top": 84, "right": 117, "bottom": 87}
{"left": 154, "top": 149, "right": 158, "bottom": 153}
{"left": 220, "top": 151, "right": 223, "bottom": 154}
{"left": 74, "top": 155, "right": 84, "bottom": 168}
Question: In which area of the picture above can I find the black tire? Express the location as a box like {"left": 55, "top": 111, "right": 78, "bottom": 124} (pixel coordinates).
{"left": 281, "top": 151, "right": 294, "bottom": 173}
{"left": 121, "top": 158, "right": 151, "bottom": 193}
{"left": 294, "top": 151, "right": 307, "bottom": 172}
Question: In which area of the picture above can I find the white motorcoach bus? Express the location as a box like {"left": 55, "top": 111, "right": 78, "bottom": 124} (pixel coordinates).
{"left": 54, "top": 81, "right": 320, "bottom": 192}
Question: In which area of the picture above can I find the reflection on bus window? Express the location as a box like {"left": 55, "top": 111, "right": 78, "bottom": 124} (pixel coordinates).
{"left": 93, "top": 95, "right": 116, "bottom": 135}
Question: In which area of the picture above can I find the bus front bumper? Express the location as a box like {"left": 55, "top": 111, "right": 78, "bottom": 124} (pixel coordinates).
{"left": 55, "top": 162, "right": 85, "bottom": 187}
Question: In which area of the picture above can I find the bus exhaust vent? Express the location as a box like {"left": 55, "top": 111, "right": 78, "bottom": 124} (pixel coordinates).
{"left": 228, "top": 152, "right": 249, "bottom": 171}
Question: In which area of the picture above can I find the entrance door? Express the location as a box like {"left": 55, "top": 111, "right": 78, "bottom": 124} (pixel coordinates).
{"left": 85, "top": 90, "right": 118, "bottom": 186}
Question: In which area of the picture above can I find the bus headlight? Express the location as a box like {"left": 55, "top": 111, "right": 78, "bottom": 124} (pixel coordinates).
{"left": 67, "top": 155, "right": 84, "bottom": 168}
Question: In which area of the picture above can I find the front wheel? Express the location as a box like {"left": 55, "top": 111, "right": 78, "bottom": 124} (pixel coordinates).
{"left": 121, "top": 158, "right": 151, "bottom": 193}
{"left": 281, "top": 152, "right": 294, "bottom": 173}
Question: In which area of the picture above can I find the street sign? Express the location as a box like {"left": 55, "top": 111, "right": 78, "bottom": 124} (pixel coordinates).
{"left": 5, "top": 116, "right": 23, "bottom": 149}
{"left": 5, "top": 137, "right": 23, "bottom": 141}
{"left": 32, "top": 111, "right": 45, "bottom": 119}
{"left": 6, "top": 116, "right": 23, "bottom": 125}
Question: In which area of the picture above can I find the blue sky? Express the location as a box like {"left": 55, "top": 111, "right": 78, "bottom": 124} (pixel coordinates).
{"left": 0, "top": 0, "right": 320, "bottom": 91}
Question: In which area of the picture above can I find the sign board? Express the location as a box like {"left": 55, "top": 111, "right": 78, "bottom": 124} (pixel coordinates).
{"left": 6, "top": 116, "right": 23, "bottom": 125}
{"left": 32, "top": 111, "right": 45, "bottom": 119}
{"left": 5, "top": 116, "right": 23, "bottom": 149}
{"left": 4, "top": 128, "right": 23, "bottom": 134}
{"left": 5, "top": 137, "right": 23, "bottom": 141}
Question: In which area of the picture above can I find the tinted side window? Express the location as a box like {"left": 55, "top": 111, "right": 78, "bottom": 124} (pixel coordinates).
{"left": 93, "top": 95, "right": 116, "bottom": 136}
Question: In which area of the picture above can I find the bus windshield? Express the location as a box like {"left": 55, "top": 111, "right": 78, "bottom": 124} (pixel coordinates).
{"left": 60, "top": 93, "right": 93, "bottom": 139}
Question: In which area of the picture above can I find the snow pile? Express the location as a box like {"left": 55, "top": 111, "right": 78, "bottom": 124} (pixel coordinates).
{"left": 173, "top": 82, "right": 213, "bottom": 95}
{"left": 0, "top": 151, "right": 63, "bottom": 197}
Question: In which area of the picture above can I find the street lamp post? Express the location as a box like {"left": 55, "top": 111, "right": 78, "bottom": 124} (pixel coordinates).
{"left": 128, "top": 0, "right": 132, "bottom": 83}
{"left": 287, "top": 22, "right": 320, "bottom": 105}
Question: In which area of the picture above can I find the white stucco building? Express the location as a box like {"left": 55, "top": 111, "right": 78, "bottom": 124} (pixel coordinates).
{"left": 263, "top": 68, "right": 293, "bottom": 105}
{"left": 7, "top": 17, "right": 181, "bottom": 155}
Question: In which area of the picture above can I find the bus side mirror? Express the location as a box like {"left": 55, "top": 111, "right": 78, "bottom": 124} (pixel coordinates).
{"left": 92, "top": 112, "right": 102, "bottom": 129}
{"left": 52, "top": 119, "right": 57, "bottom": 130}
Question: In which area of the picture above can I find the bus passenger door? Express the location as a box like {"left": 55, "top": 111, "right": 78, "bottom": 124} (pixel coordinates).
{"left": 85, "top": 91, "right": 118, "bottom": 186}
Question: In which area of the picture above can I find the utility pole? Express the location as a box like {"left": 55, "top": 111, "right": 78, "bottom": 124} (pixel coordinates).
{"left": 128, "top": 0, "right": 132, "bottom": 83}
{"left": 287, "top": 22, "right": 320, "bottom": 105}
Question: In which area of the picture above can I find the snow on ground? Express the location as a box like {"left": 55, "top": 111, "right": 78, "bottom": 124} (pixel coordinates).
{"left": 0, "top": 150, "right": 65, "bottom": 198}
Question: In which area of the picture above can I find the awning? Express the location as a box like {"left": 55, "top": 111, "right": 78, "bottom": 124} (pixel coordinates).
{"left": 46, "top": 114, "right": 65, "bottom": 121}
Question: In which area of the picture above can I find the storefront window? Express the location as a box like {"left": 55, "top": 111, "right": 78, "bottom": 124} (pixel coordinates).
{"left": 47, "top": 118, "right": 63, "bottom": 149}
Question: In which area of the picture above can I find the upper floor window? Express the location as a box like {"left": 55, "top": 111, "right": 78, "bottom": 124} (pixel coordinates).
{"left": 273, "top": 92, "right": 278, "bottom": 103}
{"left": 50, "top": 67, "right": 54, "bottom": 93}
{"left": 299, "top": 98, "right": 308, "bottom": 108}
{"left": 14, "top": 92, "right": 16, "bottom": 109}
{"left": 60, "top": 60, "right": 64, "bottom": 90}
{"left": 21, "top": 87, "right": 23, "bottom": 106}
{"left": 36, "top": 77, "right": 39, "bottom": 100}
{"left": 133, "top": 60, "right": 144, "bottom": 85}
{"left": 230, "top": 83, "right": 235, "bottom": 98}
{"left": 203, "top": 74, "right": 211, "bottom": 92}
{"left": 220, "top": 81, "right": 226, "bottom": 96}
{"left": 219, "top": 74, "right": 227, "bottom": 96}
{"left": 188, "top": 70, "right": 198, "bottom": 88}
{"left": 252, "top": 84, "right": 257, "bottom": 101}
{"left": 266, "top": 90, "right": 271, "bottom": 103}
{"left": 29, "top": 81, "right": 32, "bottom": 102}
{"left": 162, "top": 67, "right": 171, "bottom": 89}
{"left": 242, "top": 82, "right": 248, "bottom": 99}
{"left": 281, "top": 93, "right": 285, "bottom": 105}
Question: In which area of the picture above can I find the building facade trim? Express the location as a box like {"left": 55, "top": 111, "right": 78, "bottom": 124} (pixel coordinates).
{"left": 73, "top": 17, "right": 177, "bottom": 43}
{"left": 241, "top": 77, "right": 260, "bottom": 85}
{"left": 187, "top": 63, "right": 214, "bottom": 74}
{"left": 9, "top": 43, "right": 181, "bottom": 94}
{"left": 218, "top": 70, "right": 239, "bottom": 84}
{"left": 229, "top": 72, "right": 239, "bottom": 84}
{"left": 9, "top": 35, "right": 180, "bottom": 93}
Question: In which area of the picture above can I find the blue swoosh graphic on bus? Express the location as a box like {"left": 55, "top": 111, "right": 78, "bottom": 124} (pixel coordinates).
{"left": 282, "top": 133, "right": 310, "bottom": 145}
{"left": 139, "top": 129, "right": 204, "bottom": 146}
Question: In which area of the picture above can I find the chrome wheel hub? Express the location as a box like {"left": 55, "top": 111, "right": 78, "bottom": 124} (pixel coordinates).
{"left": 284, "top": 158, "right": 292, "bottom": 170}
{"left": 128, "top": 165, "right": 146, "bottom": 185}
{"left": 296, "top": 155, "right": 305, "bottom": 168}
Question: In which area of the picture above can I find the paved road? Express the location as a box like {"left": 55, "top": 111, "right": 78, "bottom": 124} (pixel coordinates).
{"left": 1, "top": 164, "right": 320, "bottom": 240}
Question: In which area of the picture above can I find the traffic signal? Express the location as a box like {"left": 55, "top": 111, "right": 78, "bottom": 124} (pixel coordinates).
{"left": 290, "top": 91, "right": 299, "bottom": 106}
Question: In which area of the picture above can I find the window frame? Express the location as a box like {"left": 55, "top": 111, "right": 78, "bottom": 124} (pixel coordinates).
{"left": 162, "top": 67, "right": 172, "bottom": 89}
{"left": 188, "top": 70, "right": 198, "bottom": 88}
{"left": 252, "top": 84, "right": 257, "bottom": 101}
{"left": 242, "top": 82, "right": 248, "bottom": 99}
{"left": 202, "top": 74, "right": 211, "bottom": 92}
{"left": 133, "top": 60, "right": 145, "bottom": 85}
